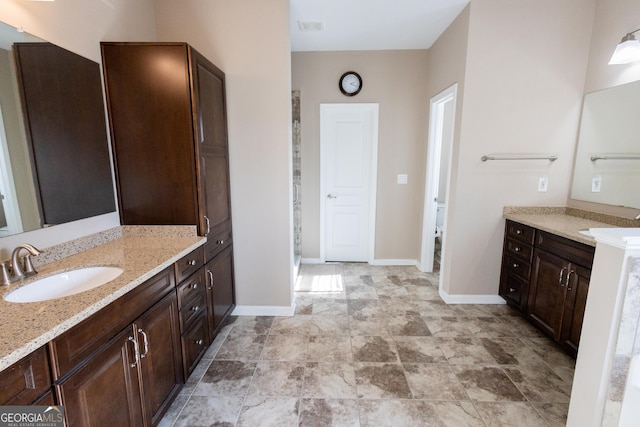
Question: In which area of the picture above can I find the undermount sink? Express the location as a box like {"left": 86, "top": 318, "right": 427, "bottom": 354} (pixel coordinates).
{"left": 578, "top": 229, "right": 594, "bottom": 237}
{"left": 3, "top": 266, "right": 124, "bottom": 303}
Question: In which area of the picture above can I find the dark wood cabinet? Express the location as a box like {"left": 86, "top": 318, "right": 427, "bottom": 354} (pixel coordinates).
{"left": 205, "top": 245, "right": 235, "bottom": 342}
{"left": 499, "top": 220, "right": 594, "bottom": 357}
{"left": 0, "top": 346, "right": 52, "bottom": 405}
{"left": 102, "top": 42, "right": 236, "bottom": 370}
{"left": 53, "top": 270, "right": 183, "bottom": 427}
{"left": 56, "top": 327, "right": 144, "bottom": 427}
{"left": 101, "top": 42, "right": 232, "bottom": 241}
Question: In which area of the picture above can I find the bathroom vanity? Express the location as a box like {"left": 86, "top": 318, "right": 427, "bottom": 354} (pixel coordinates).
{"left": 0, "top": 227, "right": 234, "bottom": 426}
{"left": 499, "top": 208, "right": 633, "bottom": 357}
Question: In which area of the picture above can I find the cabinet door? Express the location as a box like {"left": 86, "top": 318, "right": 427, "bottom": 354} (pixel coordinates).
{"left": 527, "top": 249, "right": 568, "bottom": 340}
{"left": 0, "top": 346, "right": 51, "bottom": 405}
{"left": 135, "top": 292, "right": 183, "bottom": 427}
{"left": 56, "top": 328, "right": 143, "bottom": 427}
{"left": 191, "top": 50, "right": 232, "bottom": 241}
{"left": 206, "top": 246, "right": 235, "bottom": 341}
{"left": 560, "top": 264, "right": 591, "bottom": 357}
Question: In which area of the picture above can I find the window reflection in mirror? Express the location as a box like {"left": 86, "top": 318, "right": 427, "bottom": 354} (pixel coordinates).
{"left": 0, "top": 21, "right": 115, "bottom": 238}
{"left": 571, "top": 79, "right": 640, "bottom": 210}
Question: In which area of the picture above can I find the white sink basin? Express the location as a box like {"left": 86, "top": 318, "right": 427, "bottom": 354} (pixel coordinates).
{"left": 578, "top": 229, "right": 594, "bottom": 237}
{"left": 3, "top": 266, "right": 124, "bottom": 303}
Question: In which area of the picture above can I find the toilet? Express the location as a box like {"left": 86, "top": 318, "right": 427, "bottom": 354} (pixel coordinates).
{"left": 435, "top": 203, "right": 446, "bottom": 243}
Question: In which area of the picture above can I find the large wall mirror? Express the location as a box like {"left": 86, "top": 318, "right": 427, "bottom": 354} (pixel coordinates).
{"left": 0, "top": 21, "right": 115, "bottom": 238}
{"left": 571, "top": 79, "right": 640, "bottom": 210}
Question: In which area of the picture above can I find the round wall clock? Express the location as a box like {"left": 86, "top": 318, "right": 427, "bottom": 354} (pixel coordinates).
{"left": 339, "top": 71, "right": 362, "bottom": 96}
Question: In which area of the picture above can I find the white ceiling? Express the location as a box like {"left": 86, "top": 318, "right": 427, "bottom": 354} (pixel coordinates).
{"left": 290, "top": 0, "right": 471, "bottom": 52}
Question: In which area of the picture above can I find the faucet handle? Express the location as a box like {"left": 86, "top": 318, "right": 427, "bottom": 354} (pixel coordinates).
{"left": 0, "top": 262, "right": 11, "bottom": 286}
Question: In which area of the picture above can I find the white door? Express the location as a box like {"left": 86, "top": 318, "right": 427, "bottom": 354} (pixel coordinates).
{"left": 420, "top": 84, "right": 457, "bottom": 273}
{"left": 320, "top": 104, "right": 378, "bottom": 262}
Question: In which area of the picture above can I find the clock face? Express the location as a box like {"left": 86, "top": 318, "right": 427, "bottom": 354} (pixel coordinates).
{"left": 339, "top": 71, "right": 362, "bottom": 96}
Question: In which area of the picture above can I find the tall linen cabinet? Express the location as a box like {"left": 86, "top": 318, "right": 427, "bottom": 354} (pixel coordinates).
{"left": 101, "top": 42, "right": 235, "bottom": 343}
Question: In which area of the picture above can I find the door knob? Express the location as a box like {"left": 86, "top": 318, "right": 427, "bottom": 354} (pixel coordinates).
{"left": 327, "top": 194, "right": 337, "bottom": 199}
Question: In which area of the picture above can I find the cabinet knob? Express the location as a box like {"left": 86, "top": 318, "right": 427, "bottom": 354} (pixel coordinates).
{"left": 191, "top": 283, "right": 198, "bottom": 289}
{"left": 509, "top": 288, "right": 516, "bottom": 292}
{"left": 191, "top": 306, "right": 200, "bottom": 312}
{"left": 515, "top": 229, "right": 523, "bottom": 235}
{"left": 217, "top": 240, "right": 224, "bottom": 245}
{"left": 512, "top": 263, "right": 519, "bottom": 268}
{"left": 514, "top": 247, "right": 521, "bottom": 252}
{"left": 188, "top": 260, "right": 197, "bottom": 266}
{"left": 195, "top": 339, "right": 204, "bottom": 346}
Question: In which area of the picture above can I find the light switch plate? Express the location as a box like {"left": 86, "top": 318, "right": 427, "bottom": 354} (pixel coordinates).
{"left": 397, "top": 174, "right": 408, "bottom": 185}
{"left": 591, "top": 176, "right": 602, "bottom": 193}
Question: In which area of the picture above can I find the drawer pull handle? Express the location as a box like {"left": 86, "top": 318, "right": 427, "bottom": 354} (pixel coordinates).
{"left": 217, "top": 240, "right": 225, "bottom": 245}
{"left": 207, "top": 269, "right": 214, "bottom": 289}
{"left": 559, "top": 267, "right": 567, "bottom": 287}
{"left": 204, "top": 216, "right": 211, "bottom": 235}
{"left": 512, "top": 263, "right": 519, "bottom": 268}
{"left": 129, "top": 336, "right": 140, "bottom": 368}
{"left": 138, "top": 328, "right": 149, "bottom": 358}
{"left": 191, "top": 306, "right": 200, "bottom": 312}
{"left": 188, "top": 260, "right": 197, "bottom": 266}
{"left": 514, "top": 247, "right": 521, "bottom": 252}
{"left": 195, "top": 339, "right": 204, "bottom": 346}
{"left": 509, "top": 288, "right": 516, "bottom": 292}
{"left": 515, "top": 229, "right": 523, "bottom": 235}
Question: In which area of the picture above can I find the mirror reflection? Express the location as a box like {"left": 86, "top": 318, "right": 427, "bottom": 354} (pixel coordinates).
{"left": 0, "top": 21, "right": 115, "bottom": 238}
{"left": 571, "top": 79, "right": 640, "bottom": 210}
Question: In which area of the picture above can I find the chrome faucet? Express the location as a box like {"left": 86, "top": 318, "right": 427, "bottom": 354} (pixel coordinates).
{"left": 1, "top": 244, "right": 42, "bottom": 286}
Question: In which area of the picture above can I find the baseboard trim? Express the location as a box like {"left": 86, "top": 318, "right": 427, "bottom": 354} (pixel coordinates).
{"left": 232, "top": 304, "right": 296, "bottom": 316}
{"left": 439, "top": 289, "right": 506, "bottom": 305}
{"left": 301, "top": 258, "right": 323, "bottom": 264}
{"left": 371, "top": 259, "right": 419, "bottom": 266}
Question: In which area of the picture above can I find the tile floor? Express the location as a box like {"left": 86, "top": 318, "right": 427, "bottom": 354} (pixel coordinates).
{"left": 160, "top": 263, "right": 575, "bottom": 426}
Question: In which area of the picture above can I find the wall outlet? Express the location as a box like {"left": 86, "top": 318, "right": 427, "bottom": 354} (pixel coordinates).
{"left": 397, "top": 174, "right": 408, "bottom": 185}
{"left": 538, "top": 175, "right": 548, "bottom": 192}
{"left": 591, "top": 176, "right": 602, "bottom": 193}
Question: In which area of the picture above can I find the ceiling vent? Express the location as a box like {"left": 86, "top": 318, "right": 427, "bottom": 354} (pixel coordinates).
{"left": 297, "top": 21, "right": 324, "bottom": 32}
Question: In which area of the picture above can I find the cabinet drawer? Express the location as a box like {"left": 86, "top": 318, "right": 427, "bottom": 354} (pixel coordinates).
{"left": 505, "top": 237, "right": 533, "bottom": 262}
{"left": 49, "top": 267, "right": 175, "bottom": 380}
{"left": 176, "top": 268, "right": 205, "bottom": 308}
{"left": 506, "top": 221, "right": 535, "bottom": 245}
{"left": 0, "top": 346, "right": 51, "bottom": 405}
{"left": 501, "top": 273, "right": 528, "bottom": 309}
{"left": 205, "top": 227, "right": 232, "bottom": 262}
{"left": 175, "top": 246, "right": 205, "bottom": 284}
{"left": 503, "top": 254, "right": 531, "bottom": 280}
{"left": 179, "top": 290, "right": 207, "bottom": 332}
{"left": 181, "top": 313, "right": 208, "bottom": 378}
{"left": 536, "top": 231, "right": 595, "bottom": 268}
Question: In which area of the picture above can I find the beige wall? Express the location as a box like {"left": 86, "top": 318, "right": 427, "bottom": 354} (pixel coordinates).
{"left": 0, "top": 0, "right": 156, "bottom": 256}
{"left": 567, "top": 0, "right": 640, "bottom": 218}
{"left": 438, "top": 0, "right": 595, "bottom": 297}
{"left": 292, "top": 50, "right": 429, "bottom": 262}
{"left": 154, "top": 0, "right": 294, "bottom": 309}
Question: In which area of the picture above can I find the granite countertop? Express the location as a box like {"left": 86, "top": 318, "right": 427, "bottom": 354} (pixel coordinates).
{"left": 502, "top": 207, "right": 636, "bottom": 247}
{"left": 0, "top": 233, "right": 205, "bottom": 370}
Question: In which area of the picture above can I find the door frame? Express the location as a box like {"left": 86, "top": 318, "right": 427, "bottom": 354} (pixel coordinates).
{"left": 0, "top": 104, "right": 23, "bottom": 237}
{"left": 420, "top": 84, "right": 457, "bottom": 273}
{"left": 319, "top": 103, "right": 379, "bottom": 264}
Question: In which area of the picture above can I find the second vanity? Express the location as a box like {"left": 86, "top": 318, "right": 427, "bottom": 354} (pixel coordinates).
{"left": 0, "top": 226, "right": 233, "bottom": 426}
{"left": 499, "top": 207, "right": 637, "bottom": 357}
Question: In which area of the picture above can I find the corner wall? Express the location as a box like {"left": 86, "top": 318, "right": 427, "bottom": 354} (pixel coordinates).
{"left": 154, "top": 0, "right": 294, "bottom": 310}
{"left": 436, "top": 0, "right": 595, "bottom": 297}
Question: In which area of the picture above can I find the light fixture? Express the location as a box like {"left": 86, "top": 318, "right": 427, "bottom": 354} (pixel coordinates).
{"left": 609, "top": 28, "right": 640, "bottom": 65}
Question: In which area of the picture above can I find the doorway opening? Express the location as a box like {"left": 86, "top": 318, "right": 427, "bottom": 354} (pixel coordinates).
{"left": 319, "top": 103, "right": 379, "bottom": 263}
{"left": 420, "top": 84, "right": 457, "bottom": 275}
